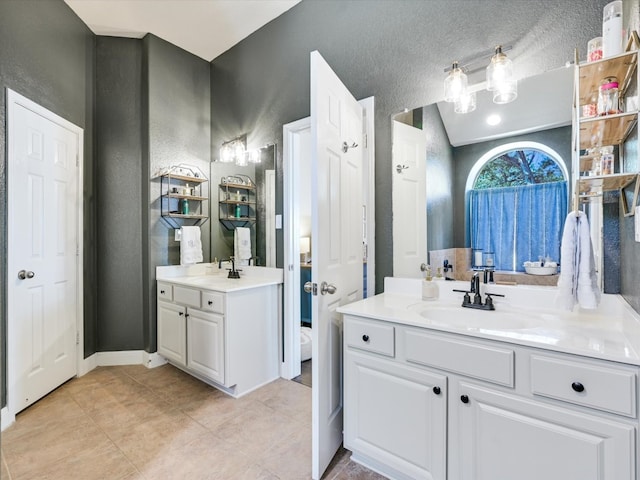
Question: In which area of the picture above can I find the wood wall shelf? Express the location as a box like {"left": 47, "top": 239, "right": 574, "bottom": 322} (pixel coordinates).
{"left": 577, "top": 49, "right": 638, "bottom": 106}
{"left": 578, "top": 112, "right": 637, "bottom": 150}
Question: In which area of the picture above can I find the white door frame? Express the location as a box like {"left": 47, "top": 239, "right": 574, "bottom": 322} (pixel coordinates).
{"left": 5, "top": 88, "right": 84, "bottom": 426}
{"left": 281, "top": 98, "right": 375, "bottom": 380}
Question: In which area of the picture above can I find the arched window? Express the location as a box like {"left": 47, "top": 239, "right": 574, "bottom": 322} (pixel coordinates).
{"left": 467, "top": 142, "right": 568, "bottom": 272}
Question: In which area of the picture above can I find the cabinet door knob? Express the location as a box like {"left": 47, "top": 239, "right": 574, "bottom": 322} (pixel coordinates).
{"left": 362, "top": 334, "right": 370, "bottom": 342}
{"left": 433, "top": 386, "right": 441, "bottom": 395}
{"left": 208, "top": 300, "right": 213, "bottom": 305}
{"left": 178, "top": 312, "right": 184, "bottom": 316}
{"left": 460, "top": 395, "right": 469, "bottom": 404}
{"left": 571, "top": 382, "right": 585, "bottom": 393}
{"left": 160, "top": 290, "right": 165, "bottom": 294}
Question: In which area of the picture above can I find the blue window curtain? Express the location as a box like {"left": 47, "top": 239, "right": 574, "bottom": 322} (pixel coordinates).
{"left": 469, "top": 181, "right": 567, "bottom": 271}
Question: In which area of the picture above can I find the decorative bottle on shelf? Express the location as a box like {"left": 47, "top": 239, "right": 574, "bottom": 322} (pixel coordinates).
{"left": 181, "top": 198, "right": 189, "bottom": 215}
{"left": 602, "top": 0, "right": 623, "bottom": 58}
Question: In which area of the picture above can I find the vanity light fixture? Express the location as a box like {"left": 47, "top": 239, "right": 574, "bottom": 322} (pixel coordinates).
{"left": 219, "top": 135, "right": 268, "bottom": 166}
{"left": 219, "top": 135, "right": 246, "bottom": 164}
{"left": 444, "top": 61, "right": 468, "bottom": 103}
{"left": 454, "top": 91, "right": 477, "bottom": 114}
{"left": 486, "top": 45, "right": 517, "bottom": 104}
{"left": 444, "top": 44, "right": 517, "bottom": 113}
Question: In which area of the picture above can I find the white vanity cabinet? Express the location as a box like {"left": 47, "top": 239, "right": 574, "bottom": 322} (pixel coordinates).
{"left": 157, "top": 279, "right": 278, "bottom": 397}
{"left": 343, "top": 314, "right": 639, "bottom": 480}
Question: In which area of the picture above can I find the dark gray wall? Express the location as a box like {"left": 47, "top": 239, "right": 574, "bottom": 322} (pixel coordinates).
{"left": 451, "top": 126, "right": 573, "bottom": 246}
{"left": 210, "top": 0, "right": 608, "bottom": 293}
{"left": 95, "top": 37, "right": 144, "bottom": 350}
{"left": 0, "top": 0, "right": 97, "bottom": 404}
{"left": 423, "top": 104, "right": 454, "bottom": 253}
{"left": 144, "top": 35, "right": 212, "bottom": 351}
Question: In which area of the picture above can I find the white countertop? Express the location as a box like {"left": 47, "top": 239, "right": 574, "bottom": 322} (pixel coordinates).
{"left": 156, "top": 263, "right": 283, "bottom": 293}
{"left": 337, "top": 278, "right": 640, "bottom": 366}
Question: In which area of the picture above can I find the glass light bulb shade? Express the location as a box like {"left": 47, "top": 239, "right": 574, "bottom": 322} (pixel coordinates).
{"left": 220, "top": 144, "right": 234, "bottom": 163}
{"left": 235, "top": 152, "right": 248, "bottom": 167}
{"left": 247, "top": 149, "right": 261, "bottom": 163}
{"left": 234, "top": 141, "right": 246, "bottom": 161}
{"left": 443, "top": 66, "right": 468, "bottom": 103}
{"left": 486, "top": 51, "right": 514, "bottom": 92}
{"left": 492, "top": 80, "right": 518, "bottom": 104}
{"left": 454, "top": 91, "right": 476, "bottom": 113}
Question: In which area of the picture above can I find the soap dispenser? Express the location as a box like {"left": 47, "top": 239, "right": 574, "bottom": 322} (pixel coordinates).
{"left": 422, "top": 266, "right": 439, "bottom": 301}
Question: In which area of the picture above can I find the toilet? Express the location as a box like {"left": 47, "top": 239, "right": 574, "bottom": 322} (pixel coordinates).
{"left": 300, "top": 326, "right": 312, "bottom": 361}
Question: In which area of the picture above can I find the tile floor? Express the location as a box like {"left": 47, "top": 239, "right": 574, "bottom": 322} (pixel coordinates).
{"left": 1, "top": 364, "right": 385, "bottom": 480}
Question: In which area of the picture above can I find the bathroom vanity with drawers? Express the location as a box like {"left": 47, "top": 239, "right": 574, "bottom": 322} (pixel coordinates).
{"left": 339, "top": 279, "right": 640, "bottom": 480}
{"left": 156, "top": 264, "right": 282, "bottom": 397}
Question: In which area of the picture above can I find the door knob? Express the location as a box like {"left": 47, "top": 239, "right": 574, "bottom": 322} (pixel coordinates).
{"left": 303, "top": 281, "right": 314, "bottom": 294}
{"left": 320, "top": 281, "right": 337, "bottom": 295}
{"left": 18, "top": 270, "right": 35, "bottom": 280}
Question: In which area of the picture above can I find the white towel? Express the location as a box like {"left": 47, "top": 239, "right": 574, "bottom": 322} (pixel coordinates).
{"left": 556, "top": 211, "right": 600, "bottom": 311}
{"left": 180, "top": 226, "right": 203, "bottom": 265}
{"left": 234, "top": 227, "right": 252, "bottom": 266}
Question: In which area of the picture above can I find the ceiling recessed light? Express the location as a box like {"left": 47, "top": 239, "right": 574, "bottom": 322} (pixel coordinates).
{"left": 486, "top": 114, "right": 501, "bottom": 126}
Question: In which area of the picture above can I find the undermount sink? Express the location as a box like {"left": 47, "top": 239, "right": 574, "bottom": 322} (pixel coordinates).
{"left": 407, "top": 303, "right": 539, "bottom": 331}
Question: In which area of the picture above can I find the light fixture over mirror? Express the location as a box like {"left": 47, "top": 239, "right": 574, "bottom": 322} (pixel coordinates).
{"left": 219, "top": 134, "right": 266, "bottom": 166}
{"left": 444, "top": 44, "right": 518, "bottom": 112}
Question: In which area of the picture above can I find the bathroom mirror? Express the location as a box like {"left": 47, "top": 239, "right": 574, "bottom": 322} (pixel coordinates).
{"left": 392, "top": 66, "right": 575, "bottom": 275}
{"left": 210, "top": 144, "right": 276, "bottom": 266}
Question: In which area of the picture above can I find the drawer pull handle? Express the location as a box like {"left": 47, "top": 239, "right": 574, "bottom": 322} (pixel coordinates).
{"left": 160, "top": 290, "right": 165, "bottom": 294}
{"left": 208, "top": 300, "right": 213, "bottom": 305}
{"left": 571, "top": 382, "right": 585, "bottom": 393}
{"left": 362, "top": 334, "right": 370, "bottom": 342}
{"left": 460, "top": 395, "right": 469, "bottom": 404}
{"left": 178, "top": 312, "right": 184, "bottom": 316}
{"left": 433, "top": 386, "right": 441, "bottom": 395}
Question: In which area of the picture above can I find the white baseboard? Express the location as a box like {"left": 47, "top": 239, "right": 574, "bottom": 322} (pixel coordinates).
{"left": 79, "top": 350, "right": 167, "bottom": 375}
{"left": 143, "top": 351, "right": 168, "bottom": 369}
{"left": 1, "top": 406, "right": 15, "bottom": 432}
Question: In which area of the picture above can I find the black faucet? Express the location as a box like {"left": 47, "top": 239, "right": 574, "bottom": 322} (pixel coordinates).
{"left": 470, "top": 272, "right": 480, "bottom": 294}
{"left": 248, "top": 256, "right": 260, "bottom": 266}
{"left": 454, "top": 273, "right": 504, "bottom": 311}
{"left": 219, "top": 257, "right": 241, "bottom": 279}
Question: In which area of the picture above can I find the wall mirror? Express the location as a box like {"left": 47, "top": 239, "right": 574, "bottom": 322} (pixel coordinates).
{"left": 210, "top": 144, "right": 277, "bottom": 266}
{"left": 391, "top": 65, "right": 575, "bottom": 277}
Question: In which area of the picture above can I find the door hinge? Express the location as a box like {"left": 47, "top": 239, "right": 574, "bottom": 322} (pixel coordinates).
{"left": 76, "top": 331, "right": 80, "bottom": 345}
{"left": 363, "top": 133, "right": 368, "bottom": 149}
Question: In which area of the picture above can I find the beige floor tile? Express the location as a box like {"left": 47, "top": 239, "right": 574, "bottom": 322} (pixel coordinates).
{"left": 4, "top": 427, "right": 112, "bottom": 480}
{"left": 257, "top": 424, "right": 312, "bottom": 479}
{"left": 2, "top": 365, "right": 383, "bottom": 480}
{"left": 13, "top": 439, "right": 138, "bottom": 480}
{"left": 213, "top": 401, "right": 302, "bottom": 459}
{"left": 181, "top": 392, "right": 260, "bottom": 431}
{"left": 110, "top": 408, "right": 209, "bottom": 468}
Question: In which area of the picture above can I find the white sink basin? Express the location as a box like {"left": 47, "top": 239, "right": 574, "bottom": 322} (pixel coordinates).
{"left": 407, "top": 303, "right": 539, "bottom": 331}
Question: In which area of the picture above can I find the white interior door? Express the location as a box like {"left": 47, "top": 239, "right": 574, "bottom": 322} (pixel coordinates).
{"left": 392, "top": 120, "right": 427, "bottom": 277}
{"left": 310, "top": 50, "right": 364, "bottom": 479}
{"left": 7, "top": 89, "right": 81, "bottom": 415}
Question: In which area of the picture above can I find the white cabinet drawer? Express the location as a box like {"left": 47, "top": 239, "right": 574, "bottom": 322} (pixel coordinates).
{"left": 345, "top": 317, "right": 395, "bottom": 357}
{"left": 157, "top": 282, "right": 173, "bottom": 302}
{"left": 530, "top": 355, "right": 637, "bottom": 417}
{"left": 173, "top": 285, "right": 201, "bottom": 308}
{"left": 201, "top": 291, "right": 224, "bottom": 314}
{"left": 404, "top": 329, "right": 514, "bottom": 387}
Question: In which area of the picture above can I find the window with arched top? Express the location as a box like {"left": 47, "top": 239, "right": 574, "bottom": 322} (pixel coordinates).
{"left": 467, "top": 142, "right": 568, "bottom": 272}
